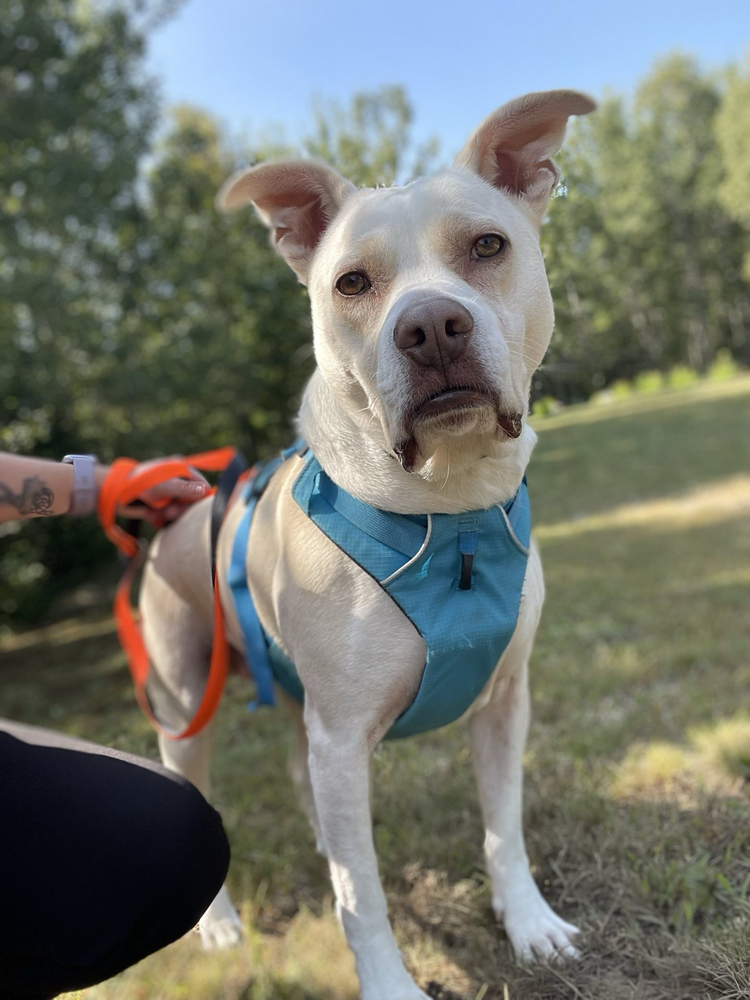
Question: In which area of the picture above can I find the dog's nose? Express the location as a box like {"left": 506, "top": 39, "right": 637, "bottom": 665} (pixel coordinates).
{"left": 393, "top": 298, "right": 474, "bottom": 367}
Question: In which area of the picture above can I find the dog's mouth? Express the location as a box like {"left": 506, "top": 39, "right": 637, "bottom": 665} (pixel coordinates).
{"left": 394, "top": 386, "right": 523, "bottom": 472}
{"left": 410, "top": 386, "right": 495, "bottom": 424}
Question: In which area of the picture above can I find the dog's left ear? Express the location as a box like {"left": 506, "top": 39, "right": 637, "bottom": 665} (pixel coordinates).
{"left": 217, "top": 160, "right": 356, "bottom": 284}
{"left": 454, "top": 90, "right": 596, "bottom": 226}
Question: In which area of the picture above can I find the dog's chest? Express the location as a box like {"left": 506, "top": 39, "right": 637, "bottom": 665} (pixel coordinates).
{"left": 229, "top": 450, "right": 531, "bottom": 739}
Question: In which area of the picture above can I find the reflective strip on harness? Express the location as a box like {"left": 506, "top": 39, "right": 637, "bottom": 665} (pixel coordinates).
{"left": 315, "top": 473, "right": 425, "bottom": 558}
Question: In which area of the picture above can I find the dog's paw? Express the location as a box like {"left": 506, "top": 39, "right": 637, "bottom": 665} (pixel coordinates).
{"left": 197, "top": 885, "right": 244, "bottom": 951}
{"left": 497, "top": 881, "right": 580, "bottom": 963}
{"left": 199, "top": 912, "right": 244, "bottom": 950}
{"left": 509, "top": 907, "right": 580, "bottom": 963}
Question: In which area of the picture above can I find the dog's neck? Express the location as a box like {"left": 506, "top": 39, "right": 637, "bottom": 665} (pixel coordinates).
{"left": 298, "top": 370, "right": 535, "bottom": 515}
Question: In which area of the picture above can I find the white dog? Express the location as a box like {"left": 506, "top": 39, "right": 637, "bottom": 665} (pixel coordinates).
{"left": 140, "top": 89, "right": 596, "bottom": 1000}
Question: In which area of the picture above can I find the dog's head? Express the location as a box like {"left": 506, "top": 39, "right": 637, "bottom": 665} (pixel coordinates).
{"left": 219, "top": 90, "right": 595, "bottom": 474}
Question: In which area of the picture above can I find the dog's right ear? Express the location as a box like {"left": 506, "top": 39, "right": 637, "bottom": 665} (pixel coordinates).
{"left": 217, "top": 160, "right": 356, "bottom": 284}
{"left": 454, "top": 90, "right": 596, "bottom": 226}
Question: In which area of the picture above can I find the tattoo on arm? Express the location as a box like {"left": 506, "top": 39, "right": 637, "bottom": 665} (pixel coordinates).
{"left": 0, "top": 476, "right": 55, "bottom": 515}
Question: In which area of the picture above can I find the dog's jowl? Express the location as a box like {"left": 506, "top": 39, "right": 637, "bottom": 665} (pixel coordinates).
{"left": 140, "top": 89, "right": 596, "bottom": 1000}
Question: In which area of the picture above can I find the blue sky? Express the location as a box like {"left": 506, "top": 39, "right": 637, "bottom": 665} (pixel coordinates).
{"left": 148, "top": 0, "right": 750, "bottom": 158}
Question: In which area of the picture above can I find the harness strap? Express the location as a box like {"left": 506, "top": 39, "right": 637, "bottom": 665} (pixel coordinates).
{"left": 99, "top": 447, "right": 245, "bottom": 741}
{"left": 315, "top": 472, "right": 426, "bottom": 557}
{"left": 228, "top": 490, "right": 276, "bottom": 709}
{"left": 226, "top": 440, "right": 305, "bottom": 707}
{"left": 211, "top": 451, "right": 249, "bottom": 582}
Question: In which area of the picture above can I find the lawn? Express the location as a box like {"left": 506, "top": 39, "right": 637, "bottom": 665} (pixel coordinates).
{"left": 2, "top": 376, "right": 750, "bottom": 1000}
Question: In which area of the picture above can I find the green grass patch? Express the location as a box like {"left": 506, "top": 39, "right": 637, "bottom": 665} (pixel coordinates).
{"left": 2, "top": 376, "right": 749, "bottom": 999}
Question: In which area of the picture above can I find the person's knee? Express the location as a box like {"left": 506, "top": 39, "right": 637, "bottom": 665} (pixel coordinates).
{"left": 72, "top": 776, "right": 231, "bottom": 988}
{"left": 121, "top": 774, "right": 230, "bottom": 936}
{"left": 162, "top": 781, "right": 231, "bottom": 911}
{"left": 0, "top": 732, "right": 231, "bottom": 997}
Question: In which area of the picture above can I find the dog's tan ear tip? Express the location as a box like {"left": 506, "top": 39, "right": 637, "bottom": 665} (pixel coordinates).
{"left": 527, "top": 89, "right": 596, "bottom": 118}
{"left": 566, "top": 90, "right": 598, "bottom": 116}
{"left": 215, "top": 169, "right": 254, "bottom": 213}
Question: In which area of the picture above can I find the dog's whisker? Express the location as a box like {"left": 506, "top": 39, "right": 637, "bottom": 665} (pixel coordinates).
{"left": 441, "top": 449, "right": 451, "bottom": 489}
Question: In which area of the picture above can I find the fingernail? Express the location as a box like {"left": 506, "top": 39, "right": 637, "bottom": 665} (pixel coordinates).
{"left": 190, "top": 482, "right": 208, "bottom": 495}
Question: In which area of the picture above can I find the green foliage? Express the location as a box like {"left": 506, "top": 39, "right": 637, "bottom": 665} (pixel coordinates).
{"left": 633, "top": 370, "right": 664, "bottom": 394}
{"left": 667, "top": 364, "right": 700, "bottom": 389}
{"left": 585, "top": 359, "right": 742, "bottom": 408}
{"left": 81, "top": 106, "right": 312, "bottom": 461}
{"left": 304, "top": 85, "right": 440, "bottom": 186}
{"left": 610, "top": 379, "right": 633, "bottom": 399}
{"left": 707, "top": 347, "right": 741, "bottom": 381}
{"left": 0, "top": 0, "right": 158, "bottom": 620}
{"left": 541, "top": 54, "right": 750, "bottom": 403}
{"left": 530, "top": 395, "right": 562, "bottom": 418}
{"left": 634, "top": 850, "right": 739, "bottom": 934}
{"left": 716, "top": 54, "right": 750, "bottom": 280}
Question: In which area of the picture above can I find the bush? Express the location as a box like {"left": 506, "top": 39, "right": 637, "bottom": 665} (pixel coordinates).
{"left": 707, "top": 349, "right": 741, "bottom": 382}
{"left": 610, "top": 379, "right": 633, "bottom": 399}
{"left": 633, "top": 370, "right": 664, "bottom": 394}
{"left": 667, "top": 365, "right": 700, "bottom": 389}
{"left": 531, "top": 395, "right": 563, "bottom": 418}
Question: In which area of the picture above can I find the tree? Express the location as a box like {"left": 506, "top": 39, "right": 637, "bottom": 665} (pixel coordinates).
{"left": 0, "top": 0, "right": 158, "bottom": 619}
{"left": 81, "top": 107, "right": 312, "bottom": 462}
{"left": 304, "top": 85, "right": 440, "bottom": 187}
{"left": 542, "top": 54, "right": 750, "bottom": 402}
{"left": 717, "top": 56, "right": 750, "bottom": 233}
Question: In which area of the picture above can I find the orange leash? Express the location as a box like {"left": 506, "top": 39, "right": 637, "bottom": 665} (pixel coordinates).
{"left": 98, "top": 448, "right": 243, "bottom": 741}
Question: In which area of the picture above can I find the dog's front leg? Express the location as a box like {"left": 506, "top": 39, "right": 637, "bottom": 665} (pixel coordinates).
{"left": 469, "top": 544, "right": 580, "bottom": 962}
{"left": 470, "top": 659, "right": 580, "bottom": 962}
{"left": 306, "top": 709, "right": 429, "bottom": 1000}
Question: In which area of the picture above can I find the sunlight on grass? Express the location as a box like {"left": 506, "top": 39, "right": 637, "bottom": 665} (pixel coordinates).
{"left": 612, "top": 714, "right": 750, "bottom": 799}
{"left": 611, "top": 741, "right": 693, "bottom": 798}
{"left": 691, "top": 716, "right": 750, "bottom": 781}
{"left": 536, "top": 473, "right": 750, "bottom": 541}
{"left": 531, "top": 372, "right": 750, "bottom": 433}
{"left": 0, "top": 612, "right": 116, "bottom": 652}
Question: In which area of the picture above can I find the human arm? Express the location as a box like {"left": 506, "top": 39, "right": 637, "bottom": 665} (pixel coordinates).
{"left": 0, "top": 452, "right": 208, "bottom": 525}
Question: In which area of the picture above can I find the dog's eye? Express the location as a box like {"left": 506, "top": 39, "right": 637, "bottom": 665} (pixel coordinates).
{"left": 473, "top": 234, "right": 506, "bottom": 259}
{"left": 336, "top": 271, "right": 370, "bottom": 296}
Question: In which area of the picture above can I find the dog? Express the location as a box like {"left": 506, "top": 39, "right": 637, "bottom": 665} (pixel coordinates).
{"left": 140, "top": 89, "right": 596, "bottom": 1000}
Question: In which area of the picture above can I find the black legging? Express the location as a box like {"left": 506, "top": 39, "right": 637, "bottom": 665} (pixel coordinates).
{"left": 0, "top": 720, "right": 230, "bottom": 1000}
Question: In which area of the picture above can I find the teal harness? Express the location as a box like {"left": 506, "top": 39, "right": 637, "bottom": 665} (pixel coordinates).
{"left": 228, "top": 446, "right": 531, "bottom": 740}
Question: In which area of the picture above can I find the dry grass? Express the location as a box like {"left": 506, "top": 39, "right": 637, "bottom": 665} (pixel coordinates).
{"left": 2, "top": 375, "right": 750, "bottom": 999}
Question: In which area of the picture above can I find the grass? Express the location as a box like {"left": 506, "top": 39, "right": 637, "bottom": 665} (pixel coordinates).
{"left": 2, "top": 374, "right": 750, "bottom": 1000}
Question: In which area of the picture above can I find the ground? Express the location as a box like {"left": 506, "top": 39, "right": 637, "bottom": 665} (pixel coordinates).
{"left": 2, "top": 376, "right": 750, "bottom": 1000}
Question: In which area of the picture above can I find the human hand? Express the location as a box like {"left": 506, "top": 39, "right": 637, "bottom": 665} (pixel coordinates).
{"left": 97, "top": 457, "right": 210, "bottom": 526}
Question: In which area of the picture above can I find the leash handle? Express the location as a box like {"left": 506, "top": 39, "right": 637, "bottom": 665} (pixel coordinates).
{"left": 98, "top": 448, "right": 244, "bottom": 741}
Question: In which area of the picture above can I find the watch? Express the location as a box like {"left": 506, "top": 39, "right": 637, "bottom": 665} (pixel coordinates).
{"left": 62, "top": 454, "right": 98, "bottom": 516}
